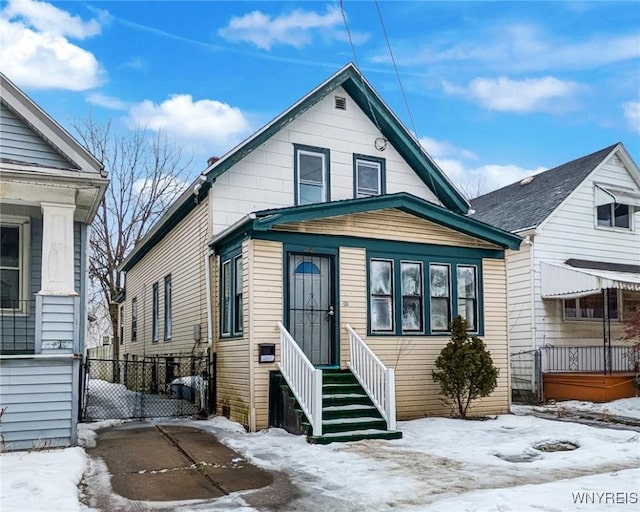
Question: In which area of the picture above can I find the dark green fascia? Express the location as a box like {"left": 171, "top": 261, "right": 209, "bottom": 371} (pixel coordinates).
{"left": 341, "top": 77, "right": 469, "bottom": 214}
{"left": 121, "top": 180, "right": 211, "bottom": 272}
{"left": 250, "top": 193, "right": 522, "bottom": 250}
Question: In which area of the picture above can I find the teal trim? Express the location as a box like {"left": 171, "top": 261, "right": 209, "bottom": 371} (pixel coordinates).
{"left": 250, "top": 193, "right": 521, "bottom": 250}
{"left": 367, "top": 251, "right": 485, "bottom": 337}
{"left": 122, "top": 64, "right": 472, "bottom": 273}
{"left": 219, "top": 247, "right": 243, "bottom": 339}
{"left": 353, "top": 153, "right": 386, "bottom": 198}
{"left": 293, "top": 144, "right": 331, "bottom": 205}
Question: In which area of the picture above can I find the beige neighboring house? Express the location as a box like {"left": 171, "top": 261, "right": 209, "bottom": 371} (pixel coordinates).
{"left": 471, "top": 143, "right": 640, "bottom": 404}
{"left": 118, "top": 64, "right": 520, "bottom": 443}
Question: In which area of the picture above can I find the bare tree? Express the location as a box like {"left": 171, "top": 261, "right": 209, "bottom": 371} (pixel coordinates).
{"left": 458, "top": 176, "right": 490, "bottom": 200}
{"left": 72, "top": 115, "right": 194, "bottom": 359}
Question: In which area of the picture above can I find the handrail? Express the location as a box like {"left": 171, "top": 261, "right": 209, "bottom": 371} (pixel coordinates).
{"left": 346, "top": 324, "right": 396, "bottom": 430}
{"left": 277, "top": 322, "right": 323, "bottom": 436}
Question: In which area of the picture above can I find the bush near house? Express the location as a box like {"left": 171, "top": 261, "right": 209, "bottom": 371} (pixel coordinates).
{"left": 432, "top": 316, "right": 499, "bottom": 418}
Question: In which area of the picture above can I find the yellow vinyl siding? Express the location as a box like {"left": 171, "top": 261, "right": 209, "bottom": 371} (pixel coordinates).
{"left": 214, "top": 243, "right": 250, "bottom": 428}
{"left": 122, "top": 200, "right": 209, "bottom": 357}
{"left": 274, "top": 208, "right": 500, "bottom": 249}
{"left": 247, "top": 239, "right": 284, "bottom": 430}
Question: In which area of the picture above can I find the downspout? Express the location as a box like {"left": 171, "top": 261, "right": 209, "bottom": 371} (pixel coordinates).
{"left": 525, "top": 234, "right": 538, "bottom": 395}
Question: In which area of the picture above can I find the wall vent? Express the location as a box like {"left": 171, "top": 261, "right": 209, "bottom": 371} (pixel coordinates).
{"left": 334, "top": 96, "right": 347, "bottom": 110}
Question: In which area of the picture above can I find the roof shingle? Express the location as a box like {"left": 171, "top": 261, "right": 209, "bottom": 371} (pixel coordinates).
{"left": 470, "top": 144, "right": 618, "bottom": 232}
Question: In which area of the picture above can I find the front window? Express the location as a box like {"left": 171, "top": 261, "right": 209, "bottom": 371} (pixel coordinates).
{"left": 152, "top": 283, "right": 159, "bottom": 342}
{"left": 295, "top": 144, "right": 329, "bottom": 205}
{"left": 221, "top": 254, "right": 243, "bottom": 336}
{"left": 564, "top": 291, "right": 619, "bottom": 320}
{"left": 1, "top": 221, "right": 27, "bottom": 311}
{"left": 597, "top": 203, "right": 630, "bottom": 229}
{"left": 457, "top": 265, "right": 477, "bottom": 330}
{"left": 164, "top": 275, "right": 172, "bottom": 340}
{"left": 370, "top": 259, "right": 394, "bottom": 332}
{"left": 430, "top": 264, "right": 451, "bottom": 332}
{"left": 354, "top": 155, "right": 385, "bottom": 198}
{"left": 401, "top": 261, "right": 423, "bottom": 332}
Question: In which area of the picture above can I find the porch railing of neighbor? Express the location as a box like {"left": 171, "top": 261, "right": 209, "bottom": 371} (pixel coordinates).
{"left": 541, "top": 345, "right": 639, "bottom": 374}
{"left": 277, "top": 321, "right": 323, "bottom": 436}
{"left": 346, "top": 324, "right": 396, "bottom": 430}
{"left": 0, "top": 299, "right": 35, "bottom": 354}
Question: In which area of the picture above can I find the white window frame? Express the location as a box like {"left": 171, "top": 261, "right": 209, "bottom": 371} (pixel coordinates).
{"left": 0, "top": 216, "right": 30, "bottom": 314}
{"left": 295, "top": 146, "right": 328, "bottom": 205}
{"left": 355, "top": 158, "right": 382, "bottom": 198}
{"left": 595, "top": 202, "right": 633, "bottom": 231}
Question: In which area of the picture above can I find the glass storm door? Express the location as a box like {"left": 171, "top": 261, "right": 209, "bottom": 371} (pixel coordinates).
{"left": 287, "top": 254, "right": 335, "bottom": 366}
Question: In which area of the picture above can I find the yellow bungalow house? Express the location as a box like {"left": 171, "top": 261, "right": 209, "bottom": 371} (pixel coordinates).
{"left": 118, "top": 64, "right": 520, "bottom": 443}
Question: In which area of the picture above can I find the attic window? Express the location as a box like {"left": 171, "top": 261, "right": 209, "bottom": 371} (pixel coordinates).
{"left": 334, "top": 96, "right": 347, "bottom": 110}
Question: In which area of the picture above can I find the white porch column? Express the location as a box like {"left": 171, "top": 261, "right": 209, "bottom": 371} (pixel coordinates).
{"left": 40, "top": 202, "right": 76, "bottom": 294}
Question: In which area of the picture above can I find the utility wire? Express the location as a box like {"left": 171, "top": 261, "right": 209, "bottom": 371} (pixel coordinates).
{"left": 339, "top": 0, "right": 382, "bottom": 134}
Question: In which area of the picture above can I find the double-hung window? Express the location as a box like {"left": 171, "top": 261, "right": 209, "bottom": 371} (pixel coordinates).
{"left": 370, "top": 259, "right": 394, "bottom": 332}
{"left": 457, "top": 265, "right": 477, "bottom": 330}
{"left": 221, "top": 254, "right": 243, "bottom": 337}
{"left": 164, "top": 275, "right": 172, "bottom": 340}
{"left": 131, "top": 298, "right": 138, "bottom": 342}
{"left": 354, "top": 154, "right": 385, "bottom": 198}
{"left": 401, "top": 262, "right": 423, "bottom": 332}
{"left": 0, "top": 219, "right": 28, "bottom": 312}
{"left": 430, "top": 264, "right": 451, "bottom": 332}
{"left": 152, "top": 283, "right": 159, "bottom": 342}
{"left": 294, "top": 144, "right": 329, "bottom": 205}
{"left": 597, "top": 203, "right": 631, "bottom": 229}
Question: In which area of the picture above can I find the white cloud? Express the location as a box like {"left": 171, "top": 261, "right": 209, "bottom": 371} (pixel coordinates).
{"left": 127, "top": 94, "right": 252, "bottom": 154}
{"left": 443, "top": 76, "right": 580, "bottom": 113}
{"left": 0, "top": 0, "right": 103, "bottom": 91}
{"left": 623, "top": 101, "right": 640, "bottom": 134}
{"left": 86, "top": 93, "right": 128, "bottom": 111}
{"left": 3, "top": 0, "right": 101, "bottom": 38}
{"left": 419, "top": 135, "right": 546, "bottom": 198}
{"left": 218, "top": 4, "right": 366, "bottom": 50}
{"left": 373, "top": 22, "right": 640, "bottom": 73}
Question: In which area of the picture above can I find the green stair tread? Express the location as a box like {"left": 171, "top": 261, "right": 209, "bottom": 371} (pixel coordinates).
{"left": 323, "top": 416, "right": 382, "bottom": 425}
{"left": 309, "top": 429, "right": 403, "bottom": 444}
{"left": 323, "top": 404, "right": 377, "bottom": 412}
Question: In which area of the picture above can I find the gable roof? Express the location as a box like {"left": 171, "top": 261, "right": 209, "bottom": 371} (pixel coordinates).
{"left": 121, "top": 63, "right": 470, "bottom": 273}
{"left": 470, "top": 143, "right": 620, "bottom": 233}
{"left": 0, "top": 73, "right": 104, "bottom": 175}
{"left": 209, "top": 192, "right": 522, "bottom": 252}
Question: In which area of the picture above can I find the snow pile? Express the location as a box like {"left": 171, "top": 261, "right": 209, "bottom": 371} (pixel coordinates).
{"left": 0, "top": 447, "right": 88, "bottom": 512}
{"left": 77, "top": 419, "right": 126, "bottom": 448}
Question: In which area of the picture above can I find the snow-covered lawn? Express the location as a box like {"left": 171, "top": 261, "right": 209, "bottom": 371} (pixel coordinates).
{"left": 2, "top": 403, "right": 639, "bottom": 511}
{"left": 513, "top": 397, "right": 640, "bottom": 422}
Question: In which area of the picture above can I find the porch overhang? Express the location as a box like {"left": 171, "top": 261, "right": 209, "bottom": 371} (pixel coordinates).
{"left": 540, "top": 261, "right": 640, "bottom": 299}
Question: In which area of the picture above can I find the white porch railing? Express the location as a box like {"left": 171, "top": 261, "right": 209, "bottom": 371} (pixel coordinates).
{"left": 277, "top": 322, "right": 323, "bottom": 436}
{"left": 346, "top": 324, "right": 396, "bottom": 430}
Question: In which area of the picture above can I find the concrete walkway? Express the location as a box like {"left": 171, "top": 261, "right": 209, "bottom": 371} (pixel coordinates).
{"left": 85, "top": 423, "right": 294, "bottom": 510}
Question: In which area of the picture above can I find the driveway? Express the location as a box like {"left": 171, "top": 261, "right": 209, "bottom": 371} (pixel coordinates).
{"left": 82, "top": 423, "right": 298, "bottom": 511}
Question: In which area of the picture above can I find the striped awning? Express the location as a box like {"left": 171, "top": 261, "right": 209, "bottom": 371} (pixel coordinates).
{"left": 541, "top": 262, "right": 640, "bottom": 299}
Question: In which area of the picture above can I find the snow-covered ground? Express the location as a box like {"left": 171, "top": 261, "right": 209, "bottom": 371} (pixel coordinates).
{"left": 513, "top": 397, "right": 640, "bottom": 422}
{"left": 2, "top": 401, "right": 639, "bottom": 512}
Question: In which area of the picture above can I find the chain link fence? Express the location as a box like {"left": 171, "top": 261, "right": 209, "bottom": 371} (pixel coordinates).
{"left": 81, "top": 354, "right": 214, "bottom": 421}
{"left": 510, "top": 349, "right": 542, "bottom": 404}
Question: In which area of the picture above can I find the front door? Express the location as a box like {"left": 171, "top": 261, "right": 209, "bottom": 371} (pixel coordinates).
{"left": 287, "top": 253, "right": 336, "bottom": 366}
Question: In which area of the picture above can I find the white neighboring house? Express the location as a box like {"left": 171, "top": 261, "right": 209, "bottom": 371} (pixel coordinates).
{"left": 0, "top": 73, "right": 107, "bottom": 449}
{"left": 471, "top": 143, "right": 640, "bottom": 402}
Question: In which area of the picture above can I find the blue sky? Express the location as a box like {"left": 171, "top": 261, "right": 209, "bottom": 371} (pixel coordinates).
{"left": 2, "top": 0, "right": 639, "bottom": 194}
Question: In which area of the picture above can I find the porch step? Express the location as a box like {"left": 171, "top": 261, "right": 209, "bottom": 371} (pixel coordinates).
{"left": 306, "top": 369, "right": 402, "bottom": 444}
{"left": 308, "top": 428, "right": 403, "bottom": 444}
